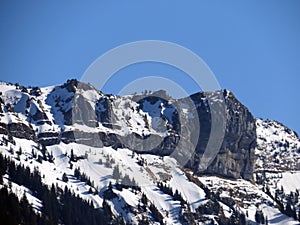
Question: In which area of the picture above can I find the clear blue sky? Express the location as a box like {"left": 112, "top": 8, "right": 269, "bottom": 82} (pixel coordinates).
{"left": 1, "top": 1, "right": 299, "bottom": 133}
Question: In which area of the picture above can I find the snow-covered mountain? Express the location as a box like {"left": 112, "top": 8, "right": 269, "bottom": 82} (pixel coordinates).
{"left": 0, "top": 80, "right": 299, "bottom": 225}
{"left": 255, "top": 119, "right": 300, "bottom": 172}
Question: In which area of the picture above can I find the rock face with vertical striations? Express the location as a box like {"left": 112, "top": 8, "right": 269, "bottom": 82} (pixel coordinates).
{"left": 0, "top": 80, "right": 257, "bottom": 179}
{"left": 192, "top": 91, "right": 257, "bottom": 180}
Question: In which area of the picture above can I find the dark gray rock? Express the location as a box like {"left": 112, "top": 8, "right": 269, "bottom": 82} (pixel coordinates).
{"left": 0, "top": 122, "right": 8, "bottom": 135}
{"left": 8, "top": 123, "right": 36, "bottom": 141}
{"left": 193, "top": 91, "right": 256, "bottom": 180}
{"left": 37, "top": 132, "right": 60, "bottom": 146}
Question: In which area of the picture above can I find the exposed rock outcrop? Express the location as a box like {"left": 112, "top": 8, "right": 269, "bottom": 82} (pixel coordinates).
{"left": 0, "top": 80, "right": 256, "bottom": 180}
{"left": 197, "top": 91, "right": 256, "bottom": 180}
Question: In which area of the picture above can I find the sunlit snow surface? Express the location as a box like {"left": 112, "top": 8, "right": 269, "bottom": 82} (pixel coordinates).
{"left": 0, "top": 82, "right": 300, "bottom": 224}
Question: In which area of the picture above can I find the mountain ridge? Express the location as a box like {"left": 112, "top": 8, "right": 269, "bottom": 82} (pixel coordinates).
{"left": 0, "top": 79, "right": 256, "bottom": 180}
{"left": 0, "top": 79, "right": 300, "bottom": 225}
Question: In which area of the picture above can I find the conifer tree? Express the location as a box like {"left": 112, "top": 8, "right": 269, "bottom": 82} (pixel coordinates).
{"left": 62, "top": 173, "right": 68, "bottom": 182}
{"left": 113, "top": 165, "right": 121, "bottom": 181}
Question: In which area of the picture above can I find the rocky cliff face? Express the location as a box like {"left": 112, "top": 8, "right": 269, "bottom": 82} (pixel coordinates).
{"left": 196, "top": 91, "right": 256, "bottom": 180}
{"left": 0, "top": 80, "right": 256, "bottom": 180}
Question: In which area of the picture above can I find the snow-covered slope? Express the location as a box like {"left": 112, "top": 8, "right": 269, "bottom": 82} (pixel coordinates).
{"left": 255, "top": 119, "right": 300, "bottom": 172}
{"left": 1, "top": 134, "right": 299, "bottom": 224}
{"left": 0, "top": 80, "right": 300, "bottom": 224}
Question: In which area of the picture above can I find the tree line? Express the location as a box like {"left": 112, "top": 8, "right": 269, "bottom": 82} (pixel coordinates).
{"left": 0, "top": 153, "right": 121, "bottom": 225}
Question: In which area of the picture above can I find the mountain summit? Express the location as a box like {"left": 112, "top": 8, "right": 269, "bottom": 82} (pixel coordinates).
{"left": 0, "top": 80, "right": 256, "bottom": 179}
{"left": 0, "top": 80, "right": 299, "bottom": 224}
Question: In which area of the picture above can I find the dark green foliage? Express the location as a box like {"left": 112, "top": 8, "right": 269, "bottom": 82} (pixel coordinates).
{"left": 88, "top": 187, "right": 93, "bottom": 194}
{"left": 60, "top": 186, "right": 111, "bottom": 225}
{"left": 173, "top": 189, "right": 187, "bottom": 206}
{"left": 140, "top": 193, "right": 148, "bottom": 212}
{"left": 74, "top": 168, "right": 92, "bottom": 186}
{"left": 229, "top": 210, "right": 246, "bottom": 225}
{"left": 157, "top": 182, "right": 173, "bottom": 196}
{"left": 115, "top": 175, "right": 141, "bottom": 192}
{"left": 62, "top": 173, "right": 68, "bottom": 182}
{"left": 157, "top": 182, "right": 186, "bottom": 205}
{"left": 48, "top": 151, "right": 54, "bottom": 163}
{"left": 0, "top": 153, "right": 117, "bottom": 225}
{"left": 272, "top": 187, "right": 300, "bottom": 221}
{"left": 121, "top": 174, "right": 131, "bottom": 185}
{"left": 112, "top": 164, "right": 121, "bottom": 181}
{"left": 0, "top": 188, "right": 40, "bottom": 225}
{"left": 9, "top": 145, "right": 14, "bottom": 154}
{"left": 32, "top": 148, "right": 37, "bottom": 158}
{"left": 149, "top": 203, "right": 163, "bottom": 224}
{"left": 40, "top": 144, "right": 47, "bottom": 160}
{"left": 255, "top": 209, "right": 265, "bottom": 224}
{"left": 141, "top": 193, "right": 148, "bottom": 206}
{"left": 17, "top": 146, "right": 22, "bottom": 156}
{"left": 70, "top": 149, "right": 75, "bottom": 162}
{"left": 103, "top": 186, "right": 118, "bottom": 200}
{"left": 102, "top": 200, "right": 113, "bottom": 222}
{"left": 196, "top": 199, "right": 220, "bottom": 215}
{"left": 74, "top": 167, "right": 80, "bottom": 178}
